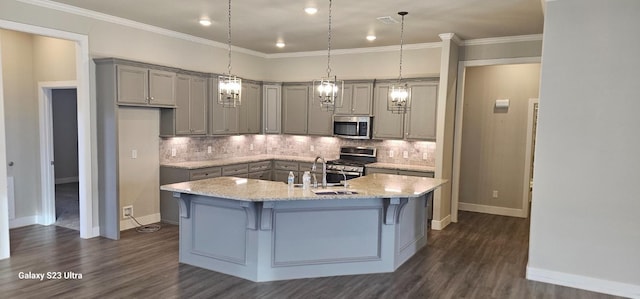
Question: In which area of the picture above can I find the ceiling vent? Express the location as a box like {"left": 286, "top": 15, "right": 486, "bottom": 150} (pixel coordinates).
{"left": 376, "top": 16, "right": 399, "bottom": 24}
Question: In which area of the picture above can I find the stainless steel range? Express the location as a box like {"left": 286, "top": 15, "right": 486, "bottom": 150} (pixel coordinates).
{"left": 325, "top": 146, "right": 377, "bottom": 183}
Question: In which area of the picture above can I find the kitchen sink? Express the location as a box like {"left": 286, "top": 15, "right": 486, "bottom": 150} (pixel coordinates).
{"left": 312, "top": 190, "right": 359, "bottom": 195}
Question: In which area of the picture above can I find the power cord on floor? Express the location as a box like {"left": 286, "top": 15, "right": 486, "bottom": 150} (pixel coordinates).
{"left": 128, "top": 215, "right": 161, "bottom": 233}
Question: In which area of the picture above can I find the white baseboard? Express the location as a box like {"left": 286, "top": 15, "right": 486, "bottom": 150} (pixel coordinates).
{"left": 55, "top": 176, "right": 79, "bottom": 184}
{"left": 459, "top": 202, "right": 527, "bottom": 218}
{"left": 9, "top": 216, "right": 38, "bottom": 228}
{"left": 120, "top": 213, "right": 161, "bottom": 231}
{"left": 431, "top": 214, "right": 451, "bottom": 230}
{"left": 90, "top": 226, "right": 101, "bottom": 238}
{"left": 527, "top": 265, "right": 640, "bottom": 299}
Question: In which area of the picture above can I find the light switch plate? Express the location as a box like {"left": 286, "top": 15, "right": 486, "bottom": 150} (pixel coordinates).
{"left": 131, "top": 149, "right": 137, "bottom": 159}
{"left": 492, "top": 190, "right": 499, "bottom": 198}
{"left": 423, "top": 152, "right": 428, "bottom": 160}
{"left": 389, "top": 150, "right": 394, "bottom": 158}
{"left": 171, "top": 148, "right": 177, "bottom": 157}
{"left": 310, "top": 145, "right": 315, "bottom": 152}
{"left": 207, "top": 146, "right": 212, "bottom": 154}
{"left": 250, "top": 144, "right": 254, "bottom": 151}
{"left": 403, "top": 151, "right": 409, "bottom": 159}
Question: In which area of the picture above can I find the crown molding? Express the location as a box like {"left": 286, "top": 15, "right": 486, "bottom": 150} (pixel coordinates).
{"left": 16, "top": 0, "right": 268, "bottom": 58}
{"left": 265, "top": 42, "right": 442, "bottom": 59}
{"left": 462, "top": 34, "right": 543, "bottom": 46}
{"left": 438, "top": 33, "right": 463, "bottom": 45}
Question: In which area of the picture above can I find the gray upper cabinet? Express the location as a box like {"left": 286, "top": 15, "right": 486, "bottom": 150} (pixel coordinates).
{"left": 335, "top": 82, "right": 373, "bottom": 115}
{"left": 282, "top": 84, "right": 309, "bottom": 135}
{"left": 160, "top": 74, "right": 207, "bottom": 136}
{"left": 209, "top": 76, "right": 239, "bottom": 135}
{"left": 307, "top": 86, "right": 333, "bottom": 136}
{"left": 238, "top": 82, "right": 261, "bottom": 134}
{"left": 372, "top": 83, "right": 404, "bottom": 139}
{"left": 263, "top": 84, "right": 282, "bottom": 134}
{"left": 116, "top": 64, "right": 176, "bottom": 107}
{"left": 404, "top": 81, "right": 438, "bottom": 140}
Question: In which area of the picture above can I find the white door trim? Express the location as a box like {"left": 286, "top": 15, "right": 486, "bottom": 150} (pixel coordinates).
{"left": 0, "top": 28, "right": 10, "bottom": 259}
{"left": 522, "top": 98, "right": 539, "bottom": 217}
{"left": 38, "top": 81, "right": 78, "bottom": 226}
{"left": 0, "top": 20, "right": 96, "bottom": 255}
{"left": 451, "top": 57, "right": 541, "bottom": 223}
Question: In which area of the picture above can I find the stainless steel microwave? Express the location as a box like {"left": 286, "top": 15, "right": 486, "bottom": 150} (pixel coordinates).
{"left": 333, "top": 116, "right": 372, "bottom": 139}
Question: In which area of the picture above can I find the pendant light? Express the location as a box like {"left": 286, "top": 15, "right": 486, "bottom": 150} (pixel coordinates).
{"left": 218, "top": 0, "right": 242, "bottom": 108}
{"left": 388, "top": 11, "right": 410, "bottom": 114}
{"left": 313, "top": 0, "right": 343, "bottom": 111}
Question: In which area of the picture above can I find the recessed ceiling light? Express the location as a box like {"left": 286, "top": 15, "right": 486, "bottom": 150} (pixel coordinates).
{"left": 366, "top": 35, "right": 377, "bottom": 41}
{"left": 276, "top": 42, "right": 286, "bottom": 48}
{"left": 305, "top": 7, "right": 318, "bottom": 15}
{"left": 199, "top": 18, "right": 212, "bottom": 26}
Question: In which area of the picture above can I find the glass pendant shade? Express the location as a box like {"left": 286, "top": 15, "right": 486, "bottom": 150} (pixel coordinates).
{"left": 388, "top": 82, "right": 411, "bottom": 113}
{"left": 313, "top": 76, "right": 343, "bottom": 111}
{"left": 218, "top": 74, "right": 242, "bottom": 107}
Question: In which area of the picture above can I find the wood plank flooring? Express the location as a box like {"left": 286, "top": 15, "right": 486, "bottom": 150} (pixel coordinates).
{"left": 0, "top": 211, "right": 622, "bottom": 298}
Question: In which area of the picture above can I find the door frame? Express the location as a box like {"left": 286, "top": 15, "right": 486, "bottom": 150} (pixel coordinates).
{"left": 38, "top": 81, "right": 78, "bottom": 226}
{"left": 522, "top": 98, "right": 539, "bottom": 213}
{"left": 0, "top": 20, "right": 95, "bottom": 260}
{"left": 451, "top": 57, "right": 541, "bottom": 223}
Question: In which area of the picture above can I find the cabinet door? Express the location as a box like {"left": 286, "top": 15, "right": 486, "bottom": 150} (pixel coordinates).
{"left": 239, "top": 82, "right": 261, "bottom": 134}
{"left": 148, "top": 69, "right": 176, "bottom": 107}
{"left": 174, "top": 75, "right": 191, "bottom": 135}
{"left": 351, "top": 83, "right": 373, "bottom": 115}
{"left": 189, "top": 76, "right": 208, "bottom": 135}
{"left": 334, "top": 84, "right": 353, "bottom": 115}
{"left": 273, "top": 170, "right": 293, "bottom": 183}
{"left": 307, "top": 86, "right": 333, "bottom": 136}
{"left": 263, "top": 84, "right": 282, "bottom": 134}
{"left": 372, "top": 84, "right": 404, "bottom": 139}
{"left": 282, "top": 85, "right": 309, "bottom": 135}
{"left": 405, "top": 82, "right": 438, "bottom": 140}
{"left": 116, "top": 65, "right": 148, "bottom": 105}
{"left": 209, "top": 77, "right": 239, "bottom": 135}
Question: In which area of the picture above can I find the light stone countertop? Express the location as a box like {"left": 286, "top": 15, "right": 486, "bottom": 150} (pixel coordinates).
{"left": 367, "top": 162, "right": 436, "bottom": 173}
{"left": 161, "top": 155, "right": 329, "bottom": 170}
{"left": 160, "top": 173, "right": 447, "bottom": 202}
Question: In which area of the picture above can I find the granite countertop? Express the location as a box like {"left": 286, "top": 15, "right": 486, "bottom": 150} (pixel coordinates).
{"left": 161, "top": 155, "right": 329, "bottom": 170}
{"left": 161, "top": 173, "right": 447, "bottom": 202}
{"left": 367, "top": 162, "right": 436, "bottom": 173}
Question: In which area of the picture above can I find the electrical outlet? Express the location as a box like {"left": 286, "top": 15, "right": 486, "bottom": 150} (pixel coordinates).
{"left": 123, "top": 205, "right": 133, "bottom": 218}
{"left": 389, "top": 150, "right": 394, "bottom": 158}
{"left": 171, "top": 148, "right": 177, "bottom": 157}
{"left": 207, "top": 146, "right": 212, "bottom": 154}
{"left": 492, "top": 190, "right": 499, "bottom": 198}
{"left": 131, "top": 149, "right": 137, "bottom": 159}
{"left": 423, "top": 152, "right": 429, "bottom": 160}
{"left": 403, "top": 151, "right": 409, "bottom": 159}
{"left": 310, "top": 145, "right": 315, "bottom": 152}
{"left": 250, "top": 143, "right": 254, "bottom": 151}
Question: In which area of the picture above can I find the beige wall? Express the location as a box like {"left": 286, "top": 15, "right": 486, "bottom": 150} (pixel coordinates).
{"left": 0, "top": 29, "right": 77, "bottom": 224}
{"left": 461, "top": 40, "right": 542, "bottom": 61}
{"left": 459, "top": 63, "right": 540, "bottom": 210}
{"left": 117, "top": 107, "right": 160, "bottom": 225}
{"left": 1, "top": 29, "right": 39, "bottom": 220}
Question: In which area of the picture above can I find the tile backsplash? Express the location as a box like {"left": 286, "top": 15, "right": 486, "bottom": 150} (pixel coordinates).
{"left": 160, "top": 135, "right": 436, "bottom": 166}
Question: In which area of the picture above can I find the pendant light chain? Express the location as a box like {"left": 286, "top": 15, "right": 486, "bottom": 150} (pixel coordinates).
{"left": 398, "top": 13, "right": 405, "bottom": 82}
{"left": 227, "top": 0, "right": 232, "bottom": 75}
{"left": 326, "top": 0, "right": 333, "bottom": 78}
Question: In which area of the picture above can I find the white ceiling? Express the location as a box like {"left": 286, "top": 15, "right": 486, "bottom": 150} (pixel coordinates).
{"left": 49, "top": 0, "right": 544, "bottom": 54}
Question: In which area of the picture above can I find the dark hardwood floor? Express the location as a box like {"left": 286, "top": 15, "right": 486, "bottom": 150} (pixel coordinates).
{"left": 0, "top": 211, "right": 621, "bottom": 299}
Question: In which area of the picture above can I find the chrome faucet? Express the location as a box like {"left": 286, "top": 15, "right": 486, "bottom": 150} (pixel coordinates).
{"left": 312, "top": 156, "right": 327, "bottom": 188}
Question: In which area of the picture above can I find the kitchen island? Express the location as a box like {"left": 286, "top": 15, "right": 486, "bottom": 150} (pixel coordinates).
{"left": 161, "top": 173, "right": 446, "bottom": 282}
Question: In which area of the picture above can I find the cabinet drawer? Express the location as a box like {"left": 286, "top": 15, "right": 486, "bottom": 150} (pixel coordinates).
{"left": 249, "top": 161, "right": 272, "bottom": 172}
{"left": 365, "top": 167, "right": 398, "bottom": 175}
{"left": 399, "top": 170, "right": 435, "bottom": 178}
{"left": 248, "top": 170, "right": 272, "bottom": 181}
{"left": 298, "top": 162, "right": 314, "bottom": 172}
{"left": 189, "top": 167, "right": 222, "bottom": 181}
{"left": 222, "top": 163, "right": 249, "bottom": 176}
{"left": 273, "top": 161, "right": 298, "bottom": 171}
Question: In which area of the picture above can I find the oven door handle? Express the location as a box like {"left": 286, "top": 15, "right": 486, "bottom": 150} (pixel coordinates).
{"left": 326, "top": 170, "right": 362, "bottom": 176}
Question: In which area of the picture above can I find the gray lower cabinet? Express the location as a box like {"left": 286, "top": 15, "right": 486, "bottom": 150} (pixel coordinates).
{"left": 222, "top": 163, "right": 249, "bottom": 178}
{"left": 160, "top": 166, "right": 223, "bottom": 224}
{"left": 239, "top": 82, "right": 261, "bottom": 134}
{"left": 282, "top": 84, "right": 309, "bottom": 135}
{"left": 273, "top": 160, "right": 300, "bottom": 183}
{"left": 209, "top": 76, "right": 239, "bottom": 135}
{"left": 335, "top": 82, "right": 373, "bottom": 115}
{"left": 116, "top": 64, "right": 176, "bottom": 107}
{"left": 263, "top": 84, "right": 282, "bottom": 134}
{"left": 160, "top": 73, "right": 208, "bottom": 136}
{"left": 365, "top": 167, "right": 435, "bottom": 178}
